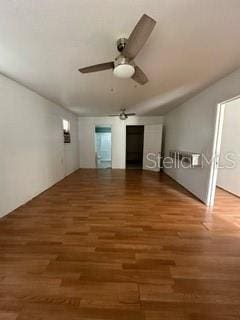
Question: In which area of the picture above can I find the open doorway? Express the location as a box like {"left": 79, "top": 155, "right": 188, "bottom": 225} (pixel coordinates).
{"left": 95, "top": 126, "right": 112, "bottom": 169}
{"left": 208, "top": 95, "right": 240, "bottom": 206}
{"left": 126, "top": 125, "right": 144, "bottom": 169}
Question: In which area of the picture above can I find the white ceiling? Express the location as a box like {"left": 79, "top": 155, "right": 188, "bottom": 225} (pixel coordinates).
{"left": 0, "top": 0, "right": 240, "bottom": 116}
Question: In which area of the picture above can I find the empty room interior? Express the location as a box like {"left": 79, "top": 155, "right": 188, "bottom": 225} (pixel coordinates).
{"left": 1, "top": 1, "right": 240, "bottom": 319}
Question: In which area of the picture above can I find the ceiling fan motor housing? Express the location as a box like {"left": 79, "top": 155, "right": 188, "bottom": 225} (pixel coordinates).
{"left": 119, "top": 113, "right": 128, "bottom": 120}
{"left": 114, "top": 55, "right": 130, "bottom": 67}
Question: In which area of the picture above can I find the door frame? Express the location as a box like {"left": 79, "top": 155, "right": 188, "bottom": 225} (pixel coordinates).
{"left": 207, "top": 94, "right": 240, "bottom": 206}
{"left": 62, "top": 118, "right": 70, "bottom": 177}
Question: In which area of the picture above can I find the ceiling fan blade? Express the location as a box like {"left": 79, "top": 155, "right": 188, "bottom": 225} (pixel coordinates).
{"left": 79, "top": 62, "right": 114, "bottom": 73}
{"left": 132, "top": 66, "right": 148, "bottom": 85}
{"left": 122, "top": 14, "right": 156, "bottom": 60}
{"left": 108, "top": 114, "right": 120, "bottom": 117}
{"left": 125, "top": 113, "right": 136, "bottom": 116}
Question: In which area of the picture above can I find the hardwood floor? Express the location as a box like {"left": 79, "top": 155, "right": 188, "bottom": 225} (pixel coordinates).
{"left": 0, "top": 169, "right": 240, "bottom": 320}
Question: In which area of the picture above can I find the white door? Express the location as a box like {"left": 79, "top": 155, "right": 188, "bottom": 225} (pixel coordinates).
{"left": 143, "top": 124, "right": 163, "bottom": 171}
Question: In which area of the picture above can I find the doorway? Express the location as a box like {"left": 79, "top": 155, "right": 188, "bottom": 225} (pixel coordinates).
{"left": 95, "top": 126, "right": 112, "bottom": 169}
{"left": 126, "top": 125, "right": 144, "bottom": 169}
{"left": 208, "top": 95, "right": 240, "bottom": 206}
{"left": 62, "top": 118, "right": 71, "bottom": 177}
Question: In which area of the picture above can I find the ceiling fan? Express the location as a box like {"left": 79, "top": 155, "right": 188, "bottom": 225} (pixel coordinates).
{"left": 109, "top": 108, "right": 136, "bottom": 120}
{"left": 79, "top": 14, "right": 156, "bottom": 85}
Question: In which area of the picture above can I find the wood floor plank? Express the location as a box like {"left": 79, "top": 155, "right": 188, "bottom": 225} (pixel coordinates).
{"left": 0, "top": 169, "right": 239, "bottom": 319}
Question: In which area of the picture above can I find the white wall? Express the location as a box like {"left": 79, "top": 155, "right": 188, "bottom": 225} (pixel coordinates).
{"left": 217, "top": 97, "right": 240, "bottom": 196}
{"left": 78, "top": 116, "right": 163, "bottom": 169}
{"left": 163, "top": 68, "right": 240, "bottom": 204}
{"left": 0, "top": 74, "right": 79, "bottom": 218}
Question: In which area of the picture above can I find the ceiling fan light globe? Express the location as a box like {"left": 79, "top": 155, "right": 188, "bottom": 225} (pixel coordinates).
{"left": 113, "top": 64, "right": 135, "bottom": 79}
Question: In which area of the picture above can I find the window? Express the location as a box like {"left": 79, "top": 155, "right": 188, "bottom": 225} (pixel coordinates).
{"left": 63, "top": 119, "right": 71, "bottom": 143}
